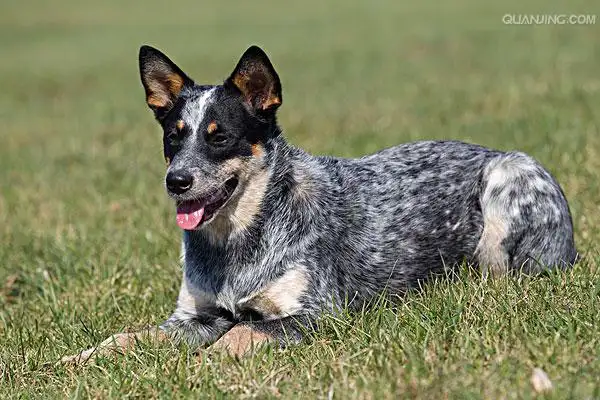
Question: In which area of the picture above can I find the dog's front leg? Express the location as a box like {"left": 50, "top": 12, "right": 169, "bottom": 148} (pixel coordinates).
{"left": 208, "top": 315, "right": 315, "bottom": 357}
{"left": 159, "top": 307, "right": 235, "bottom": 349}
{"left": 61, "top": 309, "right": 234, "bottom": 365}
{"left": 60, "top": 326, "right": 168, "bottom": 365}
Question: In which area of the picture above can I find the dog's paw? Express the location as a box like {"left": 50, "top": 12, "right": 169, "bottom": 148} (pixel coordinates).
{"left": 60, "top": 328, "right": 167, "bottom": 365}
{"left": 60, "top": 332, "right": 136, "bottom": 365}
{"left": 208, "top": 324, "right": 273, "bottom": 357}
{"left": 60, "top": 346, "right": 99, "bottom": 365}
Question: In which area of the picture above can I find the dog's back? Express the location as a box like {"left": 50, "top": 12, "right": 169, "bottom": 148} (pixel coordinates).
{"left": 321, "top": 139, "right": 576, "bottom": 279}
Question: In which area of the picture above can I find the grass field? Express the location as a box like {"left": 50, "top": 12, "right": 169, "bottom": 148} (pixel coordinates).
{"left": 1, "top": 0, "right": 600, "bottom": 398}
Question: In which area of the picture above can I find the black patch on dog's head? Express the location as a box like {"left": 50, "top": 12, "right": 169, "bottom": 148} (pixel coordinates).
{"left": 139, "top": 45, "right": 283, "bottom": 168}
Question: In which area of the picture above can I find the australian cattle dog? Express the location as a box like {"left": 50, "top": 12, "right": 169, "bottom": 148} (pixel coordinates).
{"left": 62, "top": 45, "right": 577, "bottom": 363}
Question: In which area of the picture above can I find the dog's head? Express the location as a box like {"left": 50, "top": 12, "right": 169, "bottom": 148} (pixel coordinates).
{"left": 139, "top": 45, "right": 281, "bottom": 232}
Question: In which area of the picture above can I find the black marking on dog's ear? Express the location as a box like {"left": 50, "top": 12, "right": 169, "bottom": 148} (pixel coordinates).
{"left": 225, "top": 46, "right": 282, "bottom": 113}
{"left": 139, "top": 45, "right": 194, "bottom": 120}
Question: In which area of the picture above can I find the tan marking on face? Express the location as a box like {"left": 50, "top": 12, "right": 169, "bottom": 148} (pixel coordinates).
{"left": 208, "top": 324, "right": 273, "bottom": 357}
{"left": 165, "top": 156, "right": 171, "bottom": 166}
{"left": 251, "top": 143, "right": 264, "bottom": 157}
{"left": 238, "top": 265, "right": 308, "bottom": 319}
{"left": 176, "top": 119, "right": 185, "bottom": 131}
{"left": 225, "top": 168, "right": 269, "bottom": 233}
{"left": 207, "top": 120, "right": 218, "bottom": 134}
{"left": 203, "top": 158, "right": 270, "bottom": 245}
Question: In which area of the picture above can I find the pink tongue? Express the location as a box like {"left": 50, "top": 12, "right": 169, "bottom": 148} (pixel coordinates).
{"left": 176, "top": 202, "right": 205, "bottom": 230}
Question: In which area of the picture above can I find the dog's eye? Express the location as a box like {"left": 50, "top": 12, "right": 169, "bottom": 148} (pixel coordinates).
{"left": 212, "top": 134, "right": 228, "bottom": 144}
{"left": 206, "top": 131, "right": 229, "bottom": 146}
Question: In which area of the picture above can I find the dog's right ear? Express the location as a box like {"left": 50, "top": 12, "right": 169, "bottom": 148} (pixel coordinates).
{"left": 225, "top": 46, "right": 282, "bottom": 115}
{"left": 139, "top": 45, "right": 193, "bottom": 120}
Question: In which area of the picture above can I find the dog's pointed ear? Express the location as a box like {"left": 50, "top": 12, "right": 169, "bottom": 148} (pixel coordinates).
{"left": 225, "top": 46, "right": 282, "bottom": 113}
{"left": 139, "top": 45, "right": 193, "bottom": 120}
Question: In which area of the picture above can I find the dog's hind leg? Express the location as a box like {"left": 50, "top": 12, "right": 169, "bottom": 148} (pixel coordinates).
{"left": 476, "top": 153, "right": 577, "bottom": 276}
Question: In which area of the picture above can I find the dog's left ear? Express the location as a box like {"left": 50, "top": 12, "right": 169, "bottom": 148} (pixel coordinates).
{"left": 225, "top": 46, "right": 282, "bottom": 114}
{"left": 139, "top": 45, "right": 194, "bottom": 120}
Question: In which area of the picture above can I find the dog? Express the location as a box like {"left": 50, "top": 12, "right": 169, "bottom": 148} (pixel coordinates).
{"left": 61, "top": 45, "right": 577, "bottom": 363}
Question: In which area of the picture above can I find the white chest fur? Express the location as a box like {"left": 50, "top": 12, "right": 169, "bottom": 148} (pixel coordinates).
{"left": 175, "top": 264, "right": 309, "bottom": 321}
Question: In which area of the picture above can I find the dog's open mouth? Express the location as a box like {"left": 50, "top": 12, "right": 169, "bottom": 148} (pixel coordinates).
{"left": 175, "top": 177, "right": 239, "bottom": 230}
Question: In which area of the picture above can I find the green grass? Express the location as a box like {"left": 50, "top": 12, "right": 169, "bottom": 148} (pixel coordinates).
{"left": 1, "top": 0, "right": 600, "bottom": 397}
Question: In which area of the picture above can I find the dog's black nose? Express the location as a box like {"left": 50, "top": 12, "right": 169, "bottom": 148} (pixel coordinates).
{"left": 166, "top": 171, "right": 193, "bottom": 194}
